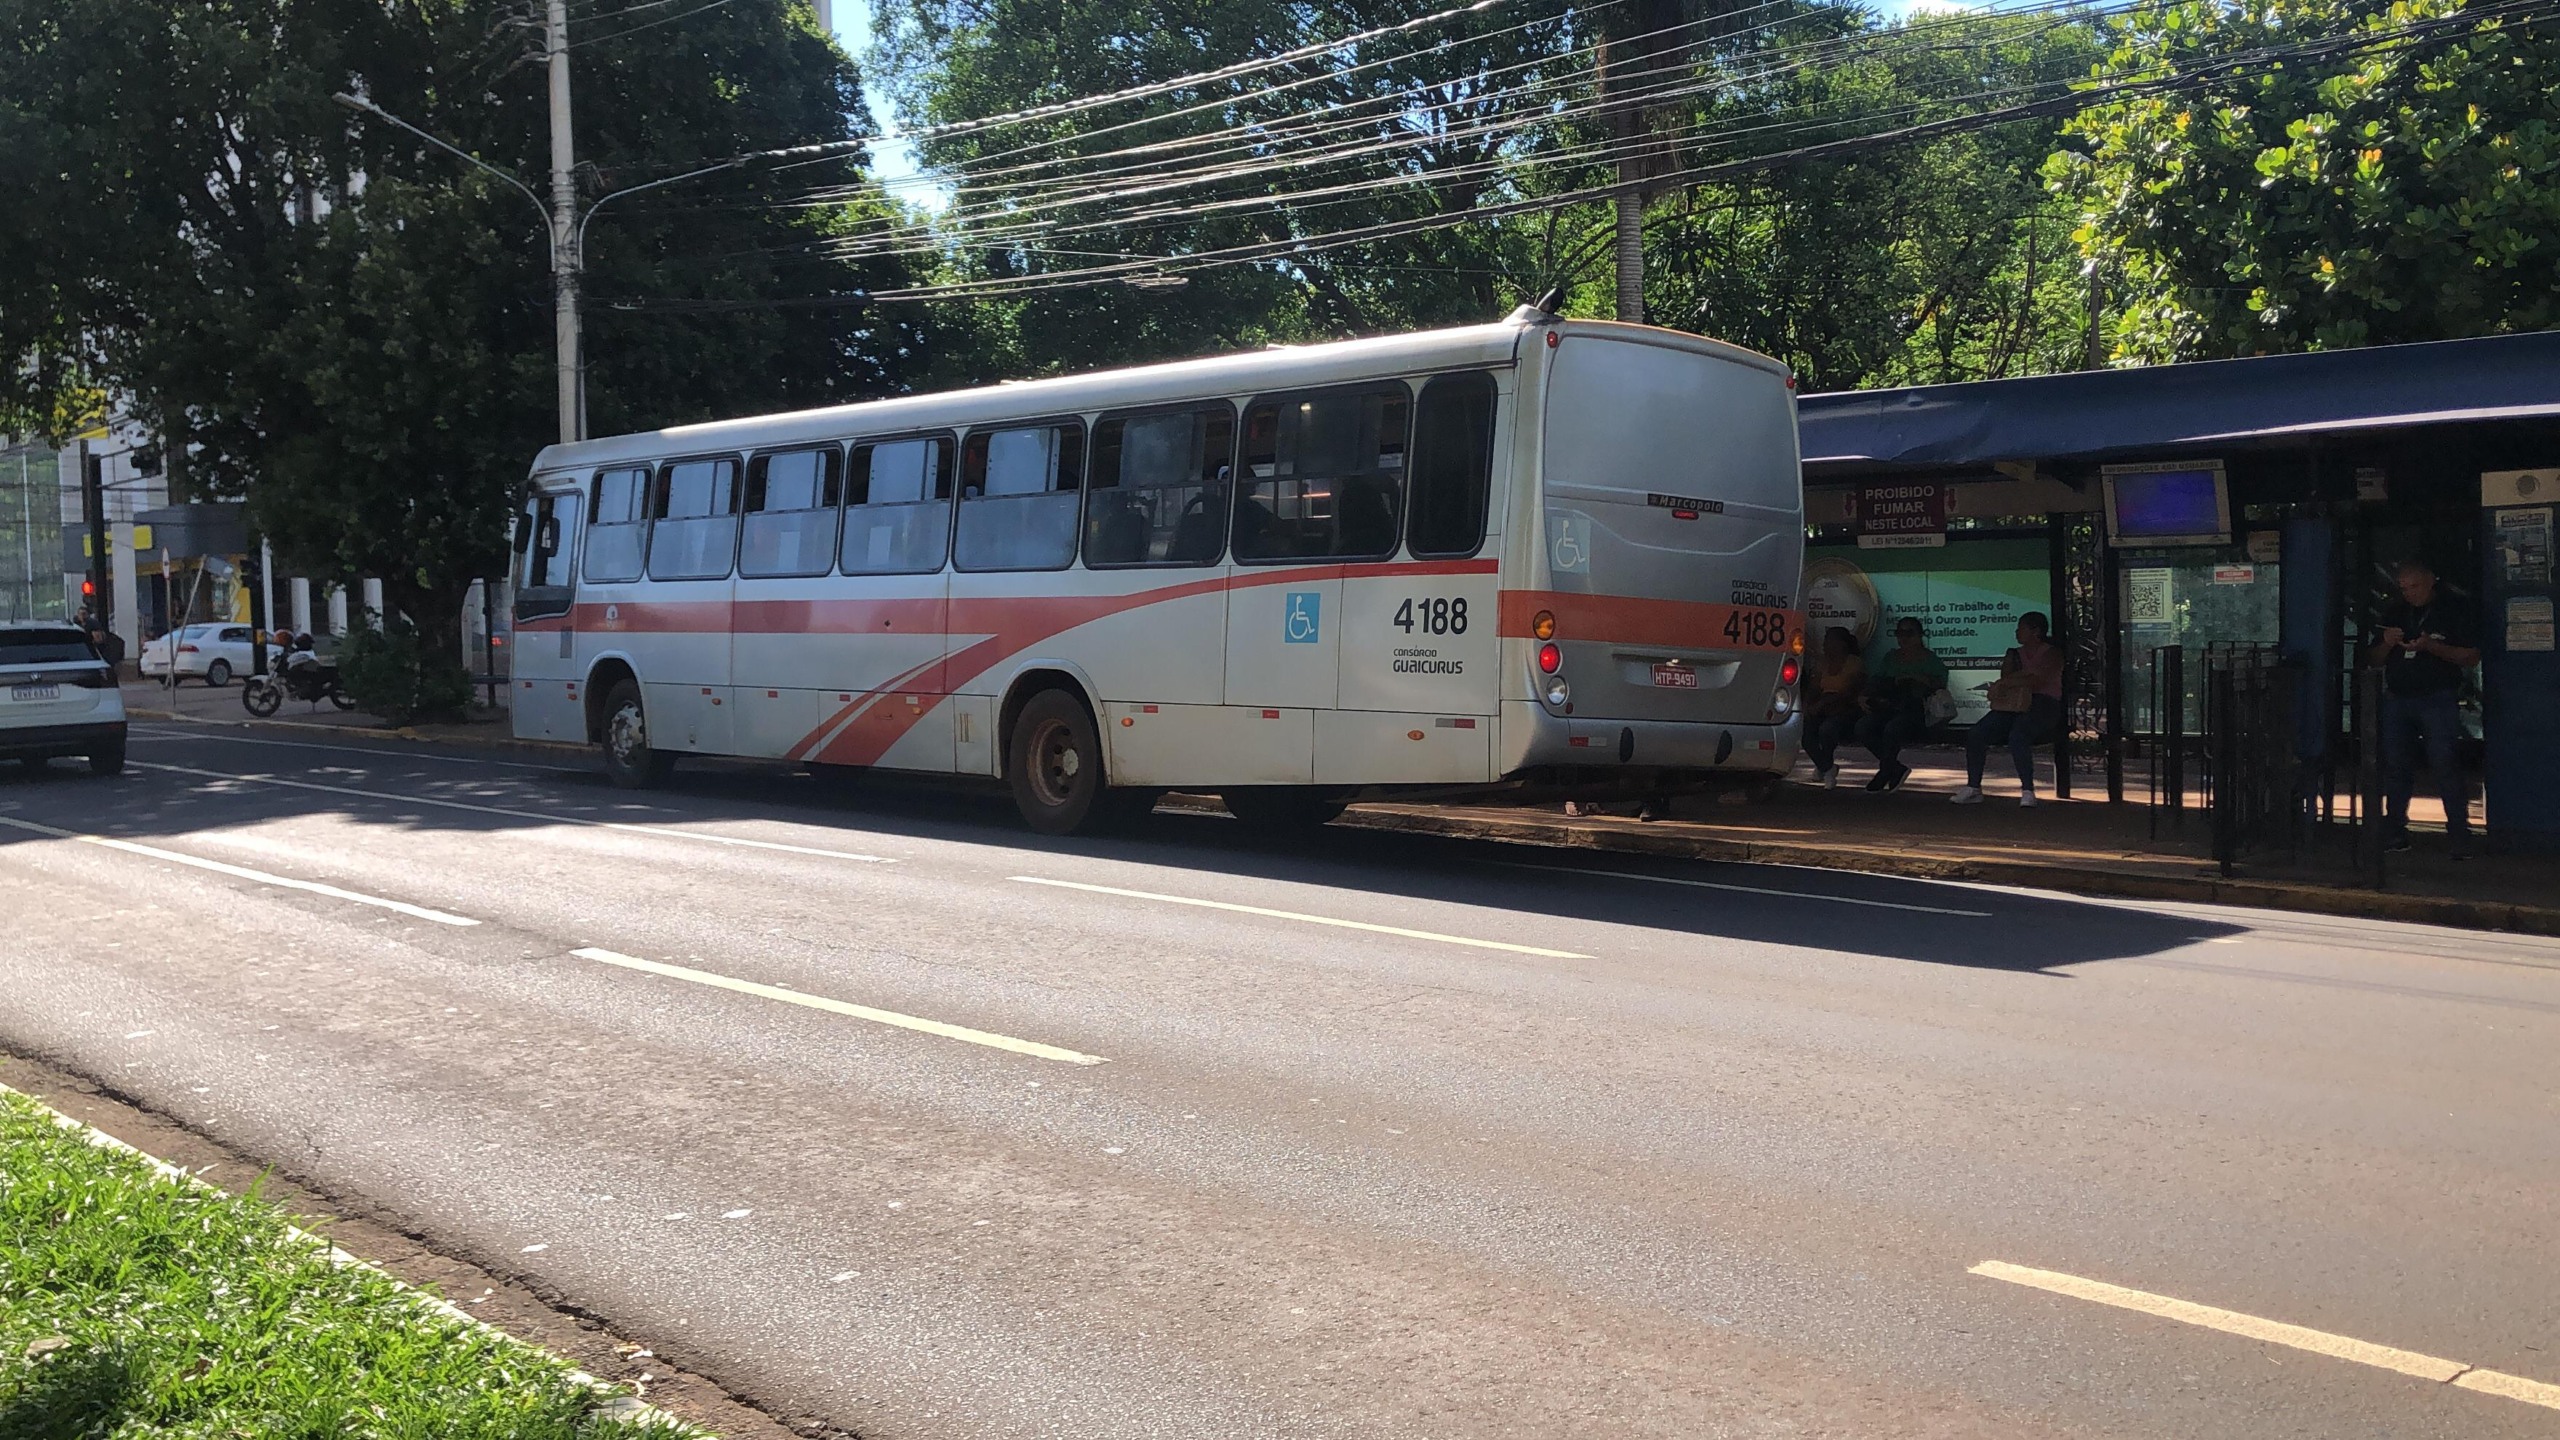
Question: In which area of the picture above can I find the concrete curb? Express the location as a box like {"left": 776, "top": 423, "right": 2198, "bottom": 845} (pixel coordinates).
{"left": 1333, "top": 804, "right": 2560, "bottom": 938}
{"left": 125, "top": 706, "right": 592, "bottom": 762}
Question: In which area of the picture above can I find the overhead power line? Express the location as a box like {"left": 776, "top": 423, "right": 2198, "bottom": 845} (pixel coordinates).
{"left": 599, "top": 0, "right": 2559, "bottom": 310}
{"left": 618, "top": 0, "right": 2094, "bottom": 272}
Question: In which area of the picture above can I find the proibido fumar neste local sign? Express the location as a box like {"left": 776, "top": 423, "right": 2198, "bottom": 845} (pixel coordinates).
{"left": 1846, "top": 481, "right": 1952, "bottom": 550}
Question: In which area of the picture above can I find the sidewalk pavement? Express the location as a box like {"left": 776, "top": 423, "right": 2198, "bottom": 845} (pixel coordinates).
{"left": 118, "top": 676, "right": 518, "bottom": 745}
{"left": 121, "top": 677, "right": 2556, "bottom": 937}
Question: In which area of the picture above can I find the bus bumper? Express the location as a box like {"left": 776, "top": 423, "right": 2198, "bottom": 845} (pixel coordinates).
{"left": 1500, "top": 701, "right": 1801, "bottom": 776}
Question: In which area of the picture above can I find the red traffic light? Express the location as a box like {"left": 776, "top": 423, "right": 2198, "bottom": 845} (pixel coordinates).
{"left": 79, "top": 578, "right": 95, "bottom": 598}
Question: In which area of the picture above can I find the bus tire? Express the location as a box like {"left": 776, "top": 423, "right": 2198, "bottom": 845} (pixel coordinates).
{"left": 599, "top": 678, "right": 676, "bottom": 789}
{"left": 1221, "top": 788, "right": 1348, "bottom": 828}
{"left": 1009, "top": 688, "right": 1107, "bottom": 834}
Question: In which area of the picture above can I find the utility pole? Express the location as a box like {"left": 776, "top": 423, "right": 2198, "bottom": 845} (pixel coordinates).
{"left": 82, "top": 445, "right": 109, "bottom": 633}
{"left": 546, "top": 0, "right": 583, "bottom": 444}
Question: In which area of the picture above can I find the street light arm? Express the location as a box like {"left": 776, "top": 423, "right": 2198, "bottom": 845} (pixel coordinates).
{"left": 332, "top": 92, "right": 556, "bottom": 258}
{"left": 576, "top": 158, "right": 746, "bottom": 259}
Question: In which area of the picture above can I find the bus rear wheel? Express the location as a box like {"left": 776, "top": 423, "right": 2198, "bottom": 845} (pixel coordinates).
{"left": 1009, "top": 689, "right": 1113, "bottom": 835}
{"left": 1221, "top": 787, "right": 1348, "bottom": 828}
{"left": 599, "top": 678, "right": 676, "bottom": 789}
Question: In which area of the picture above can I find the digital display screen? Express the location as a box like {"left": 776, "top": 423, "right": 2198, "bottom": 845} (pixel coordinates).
{"left": 2108, "top": 467, "right": 2228, "bottom": 544}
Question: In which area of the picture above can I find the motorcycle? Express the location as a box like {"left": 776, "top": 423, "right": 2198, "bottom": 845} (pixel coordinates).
{"left": 241, "top": 651, "right": 354, "bottom": 716}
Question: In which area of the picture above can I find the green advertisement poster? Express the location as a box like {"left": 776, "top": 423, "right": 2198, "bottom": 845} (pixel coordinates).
{"left": 1803, "top": 538, "right": 2050, "bottom": 723}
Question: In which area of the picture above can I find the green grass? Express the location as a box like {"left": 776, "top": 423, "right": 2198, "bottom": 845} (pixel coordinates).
{"left": 0, "top": 1091, "right": 693, "bottom": 1440}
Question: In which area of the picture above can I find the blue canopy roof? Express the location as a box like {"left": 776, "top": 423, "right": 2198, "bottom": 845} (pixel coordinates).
{"left": 1797, "top": 329, "right": 2560, "bottom": 474}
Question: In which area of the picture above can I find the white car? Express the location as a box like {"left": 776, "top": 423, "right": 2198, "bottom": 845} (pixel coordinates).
{"left": 0, "top": 622, "right": 126, "bottom": 774}
{"left": 139, "top": 622, "right": 258, "bottom": 686}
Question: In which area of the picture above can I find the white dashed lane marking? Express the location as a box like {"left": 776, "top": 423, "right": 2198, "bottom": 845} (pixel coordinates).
{"left": 0, "top": 815, "right": 480, "bottom": 926}
{"left": 1482, "top": 858, "right": 1994, "bottom": 916}
{"left": 1010, "top": 875, "right": 1593, "bottom": 959}
{"left": 569, "top": 948, "right": 1107, "bottom": 1066}
{"left": 1973, "top": 1260, "right": 2560, "bottom": 1412}
{"left": 132, "top": 761, "right": 895, "bottom": 864}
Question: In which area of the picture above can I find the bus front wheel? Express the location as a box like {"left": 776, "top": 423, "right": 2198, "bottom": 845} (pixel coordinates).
{"left": 600, "top": 678, "right": 676, "bottom": 789}
{"left": 1009, "top": 689, "right": 1110, "bottom": 835}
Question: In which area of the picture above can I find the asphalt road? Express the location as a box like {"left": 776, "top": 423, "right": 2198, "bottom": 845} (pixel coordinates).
{"left": 3, "top": 724, "right": 2555, "bottom": 1439}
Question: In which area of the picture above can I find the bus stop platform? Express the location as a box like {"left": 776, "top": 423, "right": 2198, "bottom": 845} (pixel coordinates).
{"left": 1347, "top": 751, "right": 2559, "bottom": 938}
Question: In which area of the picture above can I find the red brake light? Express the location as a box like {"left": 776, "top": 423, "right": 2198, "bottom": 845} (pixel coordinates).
{"left": 178, "top": 644, "right": 199, "bottom": 653}
{"left": 1780, "top": 655, "right": 1801, "bottom": 687}
{"left": 1537, "top": 641, "right": 1562, "bottom": 674}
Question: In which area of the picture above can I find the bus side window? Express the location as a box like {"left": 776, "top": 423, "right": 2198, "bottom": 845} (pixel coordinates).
{"left": 1085, "top": 405, "right": 1232, "bottom": 568}
{"left": 1406, "top": 371, "right": 1498, "bottom": 558}
{"left": 954, "top": 421, "right": 1084, "bottom": 573}
{"left": 584, "top": 467, "right": 649, "bottom": 584}
{"left": 1233, "top": 384, "right": 1409, "bottom": 563}
{"left": 842, "top": 435, "right": 953, "bottom": 576}
{"left": 647, "top": 457, "right": 741, "bottom": 582}
{"left": 740, "top": 446, "right": 842, "bottom": 579}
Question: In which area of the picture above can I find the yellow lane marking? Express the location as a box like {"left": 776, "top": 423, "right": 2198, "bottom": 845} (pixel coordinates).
{"left": 568, "top": 948, "right": 1106, "bottom": 1066}
{"left": 0, "top": 816, "right": 479, "bottom": 927}
{"left": 135, "top": 761, "right": 894, "bottom": 864}
{"left": 2456, "top": 1369, "right": 2560, "bottom": 1409}
{"left": 1971, "top": 1260, "right": 2559, "bottom": 1411}
{"left": 1012, "top": 876, "right": 1592, "bottom": 959}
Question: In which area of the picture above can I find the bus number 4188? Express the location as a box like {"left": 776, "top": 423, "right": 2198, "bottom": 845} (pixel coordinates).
{"left": 1394, "top": 597, "right": 1470, "bottom": 636}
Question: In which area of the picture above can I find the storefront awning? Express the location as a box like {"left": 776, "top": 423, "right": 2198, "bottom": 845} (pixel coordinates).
{"left": 1798, "top": 329, "right": 2560, "bottom": 474}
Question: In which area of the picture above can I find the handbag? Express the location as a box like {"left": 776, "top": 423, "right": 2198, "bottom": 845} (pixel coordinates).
{"left": 1922, "top": 687, "right": 1958, "bottom": 726}
{"left": 1985, "top": 674, "right": 2035, "bottom": 714}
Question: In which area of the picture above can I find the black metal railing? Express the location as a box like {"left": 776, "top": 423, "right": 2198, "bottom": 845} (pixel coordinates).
{"left": 2204, "top": 646, "right": 2301, "bottom": 875}
{"left": 2146, "top": 644, "right": 2188, "bottom": 836}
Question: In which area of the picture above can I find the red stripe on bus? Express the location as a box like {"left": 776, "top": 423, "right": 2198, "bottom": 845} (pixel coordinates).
{"left": 563, "top": 557, "right": 1507, "bottom": 768}
{"left": 1496, "top": 590, "right": 1802, "bottom": 651}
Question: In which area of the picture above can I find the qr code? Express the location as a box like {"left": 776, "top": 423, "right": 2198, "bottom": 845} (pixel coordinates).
{"left": 2125, "top": 571, "right": 2171, "bottom": 625}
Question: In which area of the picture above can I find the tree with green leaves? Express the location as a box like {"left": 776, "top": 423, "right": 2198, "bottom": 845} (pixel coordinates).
{"left": 0, "top": 0, "right": 913, "bottom": 671}
{"left": 1645, "top": 2, "right": 2106, "bottom": 388}
{"left": 2053, "top": 0, "right": 2560, "bottom": 362}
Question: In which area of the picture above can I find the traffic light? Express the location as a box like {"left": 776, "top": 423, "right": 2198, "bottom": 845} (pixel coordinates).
{"left": 80, "top": 578, "right": 95, "bottom": 600}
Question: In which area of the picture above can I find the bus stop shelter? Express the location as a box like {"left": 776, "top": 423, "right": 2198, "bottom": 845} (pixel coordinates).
{"left": 1795, "top": 330, "right": 2560, "bottom": 853}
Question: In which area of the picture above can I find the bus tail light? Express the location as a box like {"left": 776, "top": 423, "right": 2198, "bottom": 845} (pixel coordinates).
{"left": 1543, "top": 675, "right": 1570, "bottom": 708}
{"left": 1536, "top": 641, "right": 1561, "bottom": 674}
{"left": 1779, "top": 654, "right": 1801, "bottom": 688}
{"left": 1532, "top": 610, "right": 1557, "bottom": 641}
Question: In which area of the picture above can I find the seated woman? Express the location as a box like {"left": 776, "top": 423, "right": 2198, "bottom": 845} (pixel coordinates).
{"left": 1801, "top": 626, "right": 1866, "bottom": 788}
{"left": 1954, "top": 610, "right": 2064, "bottom": 808}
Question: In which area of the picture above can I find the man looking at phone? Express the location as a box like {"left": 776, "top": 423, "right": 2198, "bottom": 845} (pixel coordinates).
{"left": 2368, "top": 560, "right": 2480, "bottom": 857}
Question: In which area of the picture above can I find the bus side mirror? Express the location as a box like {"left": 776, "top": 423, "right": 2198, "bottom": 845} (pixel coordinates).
{"left": 513, "top": 513, "right": 535, "bottom": 554}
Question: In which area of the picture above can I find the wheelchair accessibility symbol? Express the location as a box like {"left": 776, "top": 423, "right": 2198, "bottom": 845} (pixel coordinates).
{"left": 1283, "top": 591, "right": 1322, "bottom": 644}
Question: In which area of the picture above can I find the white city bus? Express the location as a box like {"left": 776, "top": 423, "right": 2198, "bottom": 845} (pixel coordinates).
{"left": 508, "top": 306, "right": 1807, "bottom": 833}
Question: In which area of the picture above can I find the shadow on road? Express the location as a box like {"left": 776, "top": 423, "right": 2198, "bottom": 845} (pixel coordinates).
{"left": 0, "top": 733, "right": 2243, "bottom": 970}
